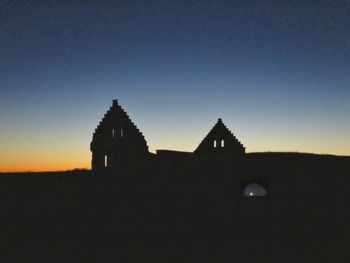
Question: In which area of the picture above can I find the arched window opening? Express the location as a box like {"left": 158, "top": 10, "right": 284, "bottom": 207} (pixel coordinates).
{"left": 120, "top": 128, "right": 124, "bottom": 138}
{"left": 244, "top": 183, "right": 267, "bottom": 197}
{"left": 221, "top": 139, "right": 224, "bottom": 147}
{"left": 213, "top": 140, "right": 217, "bottom": 148}
{"left": 104, "top": 155, "right": 108, "bottom": 168}
{"left": 112, "top": 129, "right": 115, "bottom": 139}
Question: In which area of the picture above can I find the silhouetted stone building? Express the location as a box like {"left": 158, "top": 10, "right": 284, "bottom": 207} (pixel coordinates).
{"left": 91, "top": 100, "right": 245, "bottom": 170}
{"left": 194, "top": 118, "right": 245, "bottom": 156}
{"left": 90, "top": 100, "right": 149, "bottom": 170}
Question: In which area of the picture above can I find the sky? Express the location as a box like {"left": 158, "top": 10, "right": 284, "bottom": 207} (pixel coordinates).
{"left": 1, "top": 0, "right": 350, "bottom": 172}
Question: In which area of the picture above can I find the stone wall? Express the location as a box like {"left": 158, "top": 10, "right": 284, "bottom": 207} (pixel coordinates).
{"left": 90, "top": 100, "right": 149, "bottom": 170}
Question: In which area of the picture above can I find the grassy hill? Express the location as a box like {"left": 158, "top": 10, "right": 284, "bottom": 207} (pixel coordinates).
{"left": 1, "top": 152, "right": 350, "bottom": 262}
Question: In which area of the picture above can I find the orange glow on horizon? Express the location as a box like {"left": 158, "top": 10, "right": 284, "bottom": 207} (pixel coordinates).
{"left": 1, "top": 124, "right": 349, "bottom": 173}
{"left": 1, "top": 148, "right": 349, "bottom": 173}
{"left": 0, "top": 148, "right": 91, "bottom": 173}
{"left": 0, "top": 168, "right": 91, "bottom": 173}
{"left": 0, "top": 163, "right": 90, "bottom": 173}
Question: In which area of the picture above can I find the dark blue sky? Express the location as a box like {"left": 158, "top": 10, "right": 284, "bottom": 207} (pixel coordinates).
{"left": 1, "top": 0, "right": 350, "bottom": 170}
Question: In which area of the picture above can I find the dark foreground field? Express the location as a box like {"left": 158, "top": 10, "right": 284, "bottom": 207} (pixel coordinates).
{"left": 1, "top": 153, "right": 350, "bottom": 262}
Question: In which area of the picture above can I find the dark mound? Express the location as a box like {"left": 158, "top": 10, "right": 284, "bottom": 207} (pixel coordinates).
{"left": 1, "top": 153, "right": 350, "bottom": 262}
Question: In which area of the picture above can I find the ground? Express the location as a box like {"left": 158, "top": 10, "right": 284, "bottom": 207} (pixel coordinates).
{"left": 1, "top": 153, "right": 350, "bottom": 262}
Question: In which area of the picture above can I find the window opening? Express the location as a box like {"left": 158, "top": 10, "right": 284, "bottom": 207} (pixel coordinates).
{"left": 104, "top": 155, "right": 108, "bottom": 168}
{"left": 213, "top": 140, "right": 217, "bottom": 148}
{"left": 221, "top": 140, "right": 224, "bottom": 147}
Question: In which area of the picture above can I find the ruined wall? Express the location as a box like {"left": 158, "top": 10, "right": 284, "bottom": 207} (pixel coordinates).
{"left": 194, "top": 118, "right": 245, "bottom": 156}
{"left": 91, "top": 102, "right": 246, "bottom": 171}
{"left": 90, "top": 100, "right": 149, "bottom": 170}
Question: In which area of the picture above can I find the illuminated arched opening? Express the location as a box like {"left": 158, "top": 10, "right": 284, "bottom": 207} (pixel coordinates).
{"left": 244, "top": 183, "right": 267, "bottom": 197}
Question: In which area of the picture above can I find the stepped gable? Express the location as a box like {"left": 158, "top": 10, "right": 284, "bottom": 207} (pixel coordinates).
{"left": 90, "top": 99, "right": 148, "bottom": 170}
{"left": 194, "top": 118, "right": 245, "bottom": 155}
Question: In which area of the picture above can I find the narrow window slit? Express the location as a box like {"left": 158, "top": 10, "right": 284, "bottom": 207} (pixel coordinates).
{"left": 104, "top": 155, "right": 108, "bottom": 168}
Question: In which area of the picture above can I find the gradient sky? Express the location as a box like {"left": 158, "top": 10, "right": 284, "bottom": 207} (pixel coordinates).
{"left": 1, "top": 0, "right": 350, "bottom": 171}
